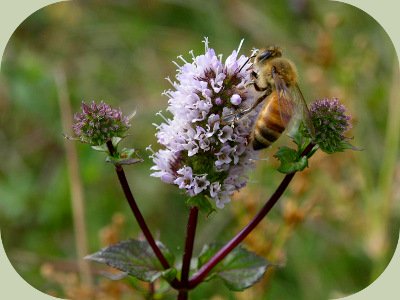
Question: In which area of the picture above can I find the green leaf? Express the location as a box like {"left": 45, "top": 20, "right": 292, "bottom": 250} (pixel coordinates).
{"left": 111, "top": 136, "right": 123, "bottom": 148}
{"left": 279, "top": 155, "right": 308, "bottom": 174}
{"left": 197, "top": 244, "right": 270, "bottom": 291}
{"left": 186, "top": 195, "right": 216, "bottom": 216}
{"left": 274, "top": 146, "right": 309, "bottom": 174}
{"left": 274, "top": 146, "right": 298, "bottom": 162}
{"left": 106, "top": 147, "right": 144, "bottom": 166}
{"left": 91, "top": 143, "right": 109, "bottom": 152}
{"left": 85, "top": 239, "right": 175, "bottom": 282}
{"left": 161, "top": 268, "right": 178, "bottom": 282}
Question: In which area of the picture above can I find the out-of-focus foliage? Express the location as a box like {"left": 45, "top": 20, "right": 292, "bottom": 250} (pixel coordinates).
{"left": 0, "top": 0, "right": 399, "bottom": 299}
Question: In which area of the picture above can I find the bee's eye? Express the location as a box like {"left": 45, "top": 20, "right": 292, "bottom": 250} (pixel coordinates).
{"left": 258, "top": 51, "right": 272, "bottom": 61}
{"left": 251, "top": 71, "right": 258, "bottom": 79}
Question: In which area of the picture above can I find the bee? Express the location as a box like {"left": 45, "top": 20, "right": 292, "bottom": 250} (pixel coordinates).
{"left": 223, "top": 46, "right": 314, "bottom": 150}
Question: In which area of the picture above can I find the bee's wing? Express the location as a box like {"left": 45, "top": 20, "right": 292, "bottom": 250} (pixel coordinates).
{"left": 291, "top": 84, "right": 315, "bottom": 138}
{"left": 271, "top": 72, "right": 296, "bottom": 127}
{"left": 272, "top": 72, "right": 315, "bottom": 137}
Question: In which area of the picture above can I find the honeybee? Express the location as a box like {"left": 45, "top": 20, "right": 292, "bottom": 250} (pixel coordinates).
{"left": 224, "top": 46, "right": 314, "bottom": 150}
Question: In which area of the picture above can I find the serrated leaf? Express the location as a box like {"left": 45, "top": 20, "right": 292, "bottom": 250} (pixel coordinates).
{"left": 85, "top": 239, "right": 175, "bottom": 282}
{"left": 197, "top": 244, "right": 270, "bottom": 291}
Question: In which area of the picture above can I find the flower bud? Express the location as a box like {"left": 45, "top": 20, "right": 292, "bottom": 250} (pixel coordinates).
{"left": 308, "top": 98, "right": 353, "bottom": 154}
{"left": 72, "top": 101, "right": 131, "bottom": 146}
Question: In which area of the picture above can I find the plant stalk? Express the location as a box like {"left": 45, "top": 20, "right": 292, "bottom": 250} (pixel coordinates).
{"left": 106, "top": 140, "right": 181, "bottom": 289}
{"left": 188, "top": 143, "right": 315, "bottom": 289}
{"left": 178, "top": 206, "right": 199, "bottom": 299}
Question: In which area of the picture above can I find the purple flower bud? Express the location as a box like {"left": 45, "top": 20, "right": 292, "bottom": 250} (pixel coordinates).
{"left": 215, "top": 97, "right": 223, "bottom": 105}
{"left": 72, "top": 101, "right": 131, "bottom": 146}
{"left": 230, "top": 94, "right": 242, "bottom": 106}
{"left": 308, "top": 98, "right": 353, "bottom": 153}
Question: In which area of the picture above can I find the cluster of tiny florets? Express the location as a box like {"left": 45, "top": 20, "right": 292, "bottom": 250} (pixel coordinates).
{"left": 150, "top": 39, "right": 259, "bottom": 208}
{"left": 309, "top": 98, "right": 352, "bottom": 153}
{"left": 72, "top": 101, "right": 131, "bottom": 146}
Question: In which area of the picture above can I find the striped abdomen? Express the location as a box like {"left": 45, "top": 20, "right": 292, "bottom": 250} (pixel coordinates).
{"left": 252, "top": 92, "right": 292, "bottom": 150}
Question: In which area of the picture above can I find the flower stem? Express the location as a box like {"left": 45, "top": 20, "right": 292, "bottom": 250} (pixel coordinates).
{"left": 177, "top": 290, "right": 188, "bottom": 300}
{"left": 179, "top": 206, "right": 199, "bottom": 298}
{"left": 106, "top": 140, "right": 181, "bottom": 289}
{"left": 188, "top": 143, "right": 315, "bottom": 289}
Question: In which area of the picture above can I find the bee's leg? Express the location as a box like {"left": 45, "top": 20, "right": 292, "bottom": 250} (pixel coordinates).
{"left": 230, "top": 89, "right": 271, "bottom": 123}
{"left": 242, "top": 90, "right": 270, "bottom": 114}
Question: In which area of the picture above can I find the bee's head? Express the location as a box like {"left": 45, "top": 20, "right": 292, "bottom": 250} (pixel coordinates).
{"left": 256, "top": 46, "right": 282, "bottom": 63}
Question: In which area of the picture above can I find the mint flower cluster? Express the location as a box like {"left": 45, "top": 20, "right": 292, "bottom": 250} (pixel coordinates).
{"left": 308, "top": 98, "right": 352, "bottom": 153}
{"left": 150, "top": 40, "right": 259, "bottom": 208}
{"left": 72, "top": 101, "right": 131, "bottom": 146}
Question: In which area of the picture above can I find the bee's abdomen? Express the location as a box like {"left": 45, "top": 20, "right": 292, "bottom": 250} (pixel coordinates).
{"left": 252, "top": 94, "right": 288, "bottom": 150}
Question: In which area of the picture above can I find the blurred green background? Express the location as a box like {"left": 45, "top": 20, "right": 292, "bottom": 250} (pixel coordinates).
{"left": 0, "top": 0, "right": 399, "bottom": 299}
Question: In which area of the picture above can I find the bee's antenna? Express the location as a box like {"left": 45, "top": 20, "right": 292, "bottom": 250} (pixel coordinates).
{"left": 237, "top": 50, "right": 258, "bottom": 74}
{"left": 237, "top": 57, "right": 250, "bottom": 74}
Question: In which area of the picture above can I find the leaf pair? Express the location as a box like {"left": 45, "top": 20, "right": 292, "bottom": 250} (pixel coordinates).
{"left": 86, "top": 239, "right": 271, "bottom": 291}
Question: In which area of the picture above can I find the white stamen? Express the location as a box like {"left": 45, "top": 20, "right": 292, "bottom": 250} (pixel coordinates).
{"left": 172, "top": 60, "right": 181, "bottom": 68}
{"left": 156, "top": 110, "right": 169, "bottom": 123}
{"left": 146, "top": 145, "right": 155, "bottom": 154}
{"left": 177, "top": 55, "right": 188, "bottom": 64}
{"left": 202, "top": 37, "right": 209, "bottom": 51}
{"left": 237, "top": 39, "right": 244, "bottom": 54}
{"left": 189, "top": 50, "right": 195, "bottom": 60}
{"left": 165, "top": 77, "right": 176, "bottom": 87}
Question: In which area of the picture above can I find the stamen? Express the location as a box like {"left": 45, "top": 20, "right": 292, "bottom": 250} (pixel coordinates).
{"left": 177, "top": 55, "right": 188, "bottom": 64}
{"left": 165, "top": 77, "right": 176, "bottom": 87}
{"left": 237, "top": 39, "right": 244, "bottom": 54}
{"left": 172, "top": 61, "right": 181, "bottom": 68}
{"left": 202, "top": 37, "right": 209, "bottom": 51}
{"left": 156, "top": 110, "right": 169, "bottom": 123}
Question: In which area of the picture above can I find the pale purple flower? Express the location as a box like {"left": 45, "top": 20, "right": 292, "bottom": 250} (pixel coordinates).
{"left": 174, "top": 166, "right": 194, "bottom": 189}
{"left": 193, "top": 175, "right": 210, "bottom": 194}
{"left": 218, "top": 126, "right": 234, "bottom": 143}
{"left": 150, "top": 39, "right": 259, "bottom": 208}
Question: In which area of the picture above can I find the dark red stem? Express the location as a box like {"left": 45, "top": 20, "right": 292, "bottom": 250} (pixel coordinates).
{"left": 106, "top": 140, "right": 181, "bottom": 289}
{"left": 188, "top": 143, "right": 315, "bottom": 289}
{"left": 178, "top": 206, "right": 199, "bottom": 299}
{"left": 177, "top": 290, "right": 188, "bottom": 300}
